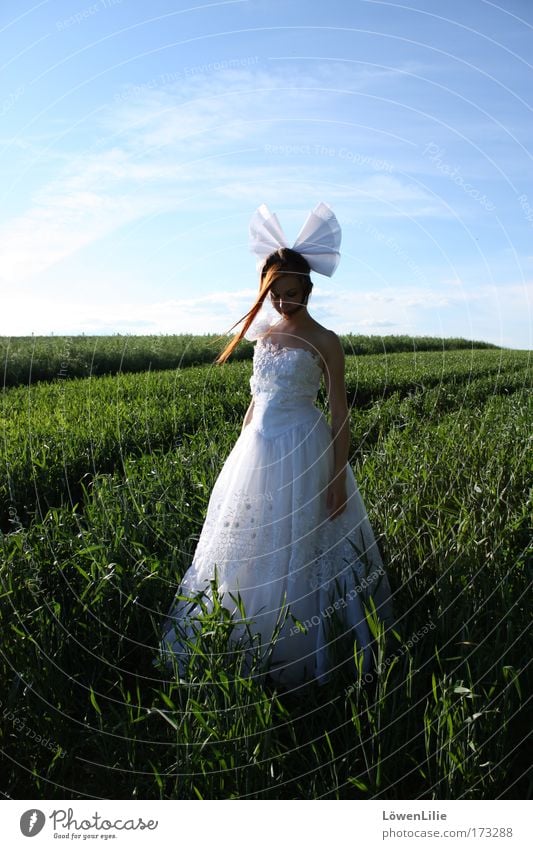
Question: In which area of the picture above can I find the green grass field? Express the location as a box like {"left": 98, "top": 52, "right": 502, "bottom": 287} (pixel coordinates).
{"left": 0, "top": 335, "right": 531, "bottom": 799}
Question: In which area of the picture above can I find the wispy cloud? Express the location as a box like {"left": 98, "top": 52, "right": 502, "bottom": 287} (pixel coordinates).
{"left": 1, "top": 291, "right": 238, "bottom": 336}
{"left": 1, "top": 63, "right": 455, "bottom": 284}
{"left": 3, "top": 279, "right": 530, "bottom": 345}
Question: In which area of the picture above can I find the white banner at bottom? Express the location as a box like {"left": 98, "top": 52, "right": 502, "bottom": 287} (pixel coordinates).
{"left": 3, "top": 799, "right": 529, "bottom": 848}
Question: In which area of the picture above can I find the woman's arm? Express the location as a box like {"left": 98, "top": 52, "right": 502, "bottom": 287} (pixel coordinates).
{"left": 322, "top": 332, "right": 350, "bottom": 520}
{"left": 241, "top": 398, "right": 255, "bottom": 432}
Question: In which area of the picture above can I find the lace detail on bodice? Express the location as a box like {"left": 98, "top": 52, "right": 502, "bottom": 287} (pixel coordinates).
{"left": 249, "top": 337, "right": 323, "bottom": 404}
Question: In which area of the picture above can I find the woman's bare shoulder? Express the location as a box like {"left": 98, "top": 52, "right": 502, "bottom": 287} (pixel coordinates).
{"left": 314, "top": 325, "right": 343, "bottom": 358}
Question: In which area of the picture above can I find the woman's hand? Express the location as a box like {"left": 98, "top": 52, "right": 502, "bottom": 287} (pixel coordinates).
{"left": 326, "top": 475, "right": 348, "bottom": 521}
{"left": 241, "top": 398, "right": 255, "bottom": 432}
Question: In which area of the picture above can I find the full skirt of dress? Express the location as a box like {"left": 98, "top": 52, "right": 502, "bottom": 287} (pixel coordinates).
{"left": 158, "top": 400, "right": 394, "bottom": 687}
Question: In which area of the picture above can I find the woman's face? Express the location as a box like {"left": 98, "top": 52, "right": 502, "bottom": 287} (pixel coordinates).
{"left": 269, "top": 274, "right": 307, "bottom": 317}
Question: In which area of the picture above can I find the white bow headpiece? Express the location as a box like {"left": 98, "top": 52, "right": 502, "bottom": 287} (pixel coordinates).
{"left": 249, "top": 201, "right": 342, "bottom": 277}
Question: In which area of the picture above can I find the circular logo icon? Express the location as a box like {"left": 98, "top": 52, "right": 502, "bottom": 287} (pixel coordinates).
{"left": 20, "top": 810, "right": 46, "bottom": 837}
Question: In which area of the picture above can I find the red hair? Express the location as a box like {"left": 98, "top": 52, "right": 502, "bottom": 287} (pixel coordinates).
{"left": 215, "top": 248, "right": 312, "bottom": 364}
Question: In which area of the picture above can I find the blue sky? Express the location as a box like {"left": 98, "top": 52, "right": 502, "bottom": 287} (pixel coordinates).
{"left": 1, "top": 0, "right": 532, "bottom": 348}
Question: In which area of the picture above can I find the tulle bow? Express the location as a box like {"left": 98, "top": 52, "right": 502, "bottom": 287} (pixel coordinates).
{"left": 249, "top": 201, "right": 342, "bottom": 277}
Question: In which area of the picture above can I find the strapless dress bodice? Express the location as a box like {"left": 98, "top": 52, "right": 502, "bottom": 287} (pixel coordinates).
{"left": 249, "top": 338, "right": 325, "bottom": 437}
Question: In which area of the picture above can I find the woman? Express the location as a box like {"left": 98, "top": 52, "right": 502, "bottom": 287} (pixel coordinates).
{"left": 158, "top": 202, "right": 394, "bottom": 688}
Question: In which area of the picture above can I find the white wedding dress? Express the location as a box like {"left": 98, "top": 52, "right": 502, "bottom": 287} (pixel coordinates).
{"left": 158, "top": 336, "right": 394, "bottom": 686}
